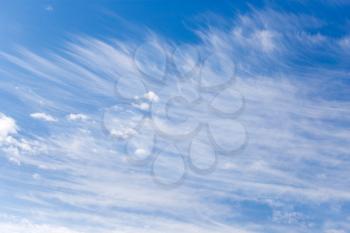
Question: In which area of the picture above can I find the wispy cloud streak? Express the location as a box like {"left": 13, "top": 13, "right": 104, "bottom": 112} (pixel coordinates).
{"left": 0, "top": 8, "right": 349, "bottom": 233}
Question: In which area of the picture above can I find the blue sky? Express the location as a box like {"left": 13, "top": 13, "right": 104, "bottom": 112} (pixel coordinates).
{"left": 0, "top": 1, "right": 350, "bottom": 233}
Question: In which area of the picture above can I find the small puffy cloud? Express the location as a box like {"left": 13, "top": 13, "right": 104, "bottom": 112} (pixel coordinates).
{"left": 144, "top": 91, "right": 159, "bottom": 102}
{"left": 66, "top": 113, "right": 89, "bottom": 122}
{"left": 1, "top": 132, "right": 38, "bottom": 166}
{"left": 135, "top": 148, "right": 148, "bottom": 156}
{"left": 110, "top": 127, "right": 137, "bottom": 140}
{"left": 0, "top": 113, "right": 18, "bottom": 142}
{"left": 30, "top": 112, "right": 57, "bottom": 122}
{"left": 132, "top": 102, "right": 150, "bottom": 111}
{"left": 0, "top": 113, "right": 37, "bottom": 165}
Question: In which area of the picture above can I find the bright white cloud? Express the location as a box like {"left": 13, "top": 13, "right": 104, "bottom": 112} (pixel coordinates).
{"left": 30, "top": 112, "right": 57, "bottom": 122}
{"left": 132, "top": 102, "right": 150, "bottom": 110}
{"left": 144, "top": 91, "right": 159, "bottom": 102}
{"left": 0, "top": 113, "right": 17, "bottom": 142}
{"left": 66, "top": 113, "right": 89, "bottom": 121}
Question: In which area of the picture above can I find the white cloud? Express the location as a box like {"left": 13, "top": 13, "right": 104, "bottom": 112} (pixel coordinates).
{"left": 231, "top": 26, "right": 278, "bottom": 54}
{"left": 30, "top": 112, "right": 57, "bottom": 122}
{"left": 134, "top": 148, "right": 148, "bottom": 156}
{"left": 132, "top": 102, "right": 150, "bottom": 110}
{"left": 110, "top": 127, "right": 137, "bottom": 140}
{"left": 144, "top": 91, "right": 159, "bottom": 102}
{"left": 66, "top": 113, "right": 89, "bottom": 121}
{"left": 254, "top": 29, "right": 276, "bottom": 52}
{"left": 0, "top": 114, "right": 44, "bottom": 165}
{"left": 0, "top": 113, "right": 18, "bottom": 142}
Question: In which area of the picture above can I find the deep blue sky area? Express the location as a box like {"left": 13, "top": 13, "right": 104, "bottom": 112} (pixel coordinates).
{"left": 1, "top": 1, "right": 350, "bottom": 51}
{"left": 1, "top": 0, "right": 259, "bottom": 50}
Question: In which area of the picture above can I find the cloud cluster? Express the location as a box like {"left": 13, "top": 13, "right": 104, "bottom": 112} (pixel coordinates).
{"left": 0, "top": 113, "right": 17, "bottom": 142}
{"left": 30, "top": 112, "right": 57, "bottom": 122}
{"left": 66, "top": 113, "right": 89, "bottom": 122}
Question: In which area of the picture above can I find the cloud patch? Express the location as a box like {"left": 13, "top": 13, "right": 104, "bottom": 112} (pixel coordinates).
{"left": 30, "top": 112, "right": 57, "bottom": 122}
{"left": 0, "top": 113, "right": 18, "bottom": 142}
{"left": 66, "top": 113, "right": 89, "bottom": 122}
{"left": 144, "top": 91, "right": 160, "bottom": 102}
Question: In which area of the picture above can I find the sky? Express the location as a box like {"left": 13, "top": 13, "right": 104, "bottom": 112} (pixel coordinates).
{"left": 0, "top": 1, "right": 350, "bottom": 233}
